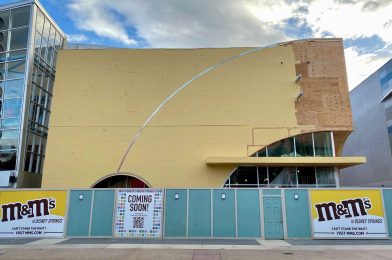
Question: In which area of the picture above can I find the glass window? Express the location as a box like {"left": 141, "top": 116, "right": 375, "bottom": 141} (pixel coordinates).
{"left": 5, "top": 78, "right": 24, "bottom": 98}
{"left": 0, "top": 31, "right": 9, "bottom": 52}
{"left": 52, "top": 50, "right": 58, "bottom": 69}
{"left": 3, "top": 98, "right": 21, "bottom": 117}
{"left": 11, "top": 6, "right": 30, "bottom": 28}
{"left": 268, "top": 137, "right": 295, "bottom": 157}
{"left": 34, "top": 30, "right": 42, "bottom": 54}
{"left": 314, "top": 132, "right": 333, "bottom": 156}
{"left": 35, "top": 9, "right": 44, "bottom": 34}
{"left": 258, "top": 166, "right": 268, "bottom": 186}
{"left": 0, "top": 63, "right": 4, "bottom": 80}
{"left": 256, "top": 147, "right": 267, "bottom": 157}
{"left": 295, "top": 133, "right": 314, "bottom": 156}
{"left": 0, "top": 10, "right": 10, "bottom": 31}
{"left": 229, "top": 166, "right": 258, "bottom": 187}
{"left": 47, "top": 46, "right": 54, "bottom": 66}
{"left": 49, "top": 24, "right": 56, "bottom": 47}
{"left": 0, "top": 129, "right": 19, "bottom": 149}
{"left": 0, "top": 81, "right": 3, "bottom": 97}
{"left": 54, "top": 31, "right": 62, "bottom": 50}
{"left": 40, "top": 38, "right": 48, "bottom": 61}
{"left": 269, "top": 167, "right": 297, "bottom": 187}
{"left": 10, "top": 27, "right": 29, "bottom": 50}
{"left": 42, "top": 17, "right": 50, "bottom": 39}
{"left": 0, "top": 52, "right": 5, "bottom": 62}
{"left": 8, "top": 49, "right": 26, "bottom": 61}
{"left": 7, "top": 60, "right": 25, "bottom": 79}
{"left": 0, "top": 150, "right": 17, "bottom": 170}
{"left": 316, "top": 167, "right": 336, "bottom": 187}
{"left": 1, "top": 118, "right": 19, "bottom": 128}
{"left": 297, "top": 167, "right": 316, "bottom": 187}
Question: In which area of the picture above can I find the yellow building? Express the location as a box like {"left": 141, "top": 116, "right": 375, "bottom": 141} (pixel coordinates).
{"left": 40, "top": 38, "right": 365, "bottom": 189}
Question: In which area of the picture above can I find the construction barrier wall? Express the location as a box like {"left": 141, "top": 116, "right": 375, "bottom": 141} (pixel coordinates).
{"left": 0, "top": 188, "right": 390, "bottom": 239}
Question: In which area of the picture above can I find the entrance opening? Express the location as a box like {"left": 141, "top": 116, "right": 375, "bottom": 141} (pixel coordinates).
{"left": 92, "top": 174, "right": 150, "bottom": 188}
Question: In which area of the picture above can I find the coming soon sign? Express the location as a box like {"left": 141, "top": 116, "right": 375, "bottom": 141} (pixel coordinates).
{"left": 114, "top": 189, "right": 163, "bottom": 238}
{"left": 0, "top": 190, "right": 67, "bottom": 237}
{"left": 310, "top": 190, "right": 387, "bottom": 239}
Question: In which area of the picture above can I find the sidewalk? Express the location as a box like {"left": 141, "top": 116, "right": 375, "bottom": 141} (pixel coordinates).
{"left": 1, "top": 238, "right": 392, "bottom": 250}
{"left": 1, "top": 239, "right": 392, "bottom": 259}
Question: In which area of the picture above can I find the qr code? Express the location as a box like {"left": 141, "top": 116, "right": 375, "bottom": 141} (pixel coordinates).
{"left": 133, "top": 217, "right": 144, "bottom": 228}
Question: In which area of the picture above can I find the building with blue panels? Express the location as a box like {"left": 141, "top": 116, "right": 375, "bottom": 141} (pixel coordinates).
{"left": 342, "top": 59, "right": 392, "bottom": 186}
{"left": 0, "top": 0, "right": 65, "bottom": 188}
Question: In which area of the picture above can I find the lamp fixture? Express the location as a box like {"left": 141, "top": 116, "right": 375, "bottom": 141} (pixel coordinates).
{"left": 221, "top": 193, "right": 226, "bottom": 200}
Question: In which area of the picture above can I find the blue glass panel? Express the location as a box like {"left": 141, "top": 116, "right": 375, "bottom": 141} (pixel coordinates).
{"left": 0, "top": 129, "right": 19, "bottom": 149}
{"left": 5, "top": 78, "right": 24, "bottom": 98}
{"left": 4, "top": 98, "right": 22, "bottom": 117}
{"left": 7, "top": 60, "right": 25, "bottom": 79}
{"left": 1, "top": 118, "right": 19, "bottom": 128}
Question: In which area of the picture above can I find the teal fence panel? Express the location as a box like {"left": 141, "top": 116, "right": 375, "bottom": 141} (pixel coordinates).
{"left": 237, "top": 189, "right": 261, "bottom": 238}
{"left": 164, "top": 189, "right": 187, "bottom": 237}
{"left": 284, "top": 189, "right": 311, "bottom": 238}
{"left": 213, "top": 189, "right": 235, "bottom": 237}
{"left": 66, "top": 190, "right": 93, "bottom": 236}
{"left": 382, "top": 189, "right": 392, "bottom": 237}
{"left": 188, "top": 189, "right": 211, "bottom": 237}
{"left": 90, "top": 190, "right": 115, "bottom": 236}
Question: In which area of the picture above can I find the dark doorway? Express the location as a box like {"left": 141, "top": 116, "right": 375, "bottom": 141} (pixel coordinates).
{"left": 92, "top": 174, "right": 149, "bottom": 188}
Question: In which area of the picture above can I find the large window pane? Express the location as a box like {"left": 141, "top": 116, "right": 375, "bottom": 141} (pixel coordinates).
{"left": 1, "top": 118, "right": 19, "bottom": 128}
{"left": 0, "top": 10, "right": 10, "bottom": 31}
{"left": 54, "top": 31, "right": 62, "bottom": 50}
{"left": 268, "top": 137, "right": 295, "bottom": 157}
{"left": 295, "top": 133, "right": 314, "bottom": 156}
{"left": 7, "top": 60, "right": 25, "bottom": 79}
{"left": 0, "top": 31, "right": 9, "bottom": 52}
{"left": 34, "top": 31, "right": 42, "bottom": 54}
{"left": 258, "top": 166, "right": 268, "bottom": 186}
{"left": 0, "top": 129, "right": 19, "bottom": 149}
{"left": 8, "top": 49, "right": 26, "bottom": 61}
{"left": 3, "top": 98, "right": 22, "bottom": 117}
{"left": 316, "top": 167, "right": 336, "bottom": 187}
{"left": 11, "top": 6, "right": 30, "bottom": 28}
{"left": 256, "top": 147, "right": 267, "bottom": 157}
{"left": 35, "top": 10, "right": 44, "bottom": 34}
{"left": 314, "top": 132, "right": 333, "bottom": 156}
{"left": 269, "top": 167, "right": 297, "bottom": 187}
{"left": 297, "top": 167, "right": 316, "bottom": 187}
{"left": 0, "top": 150, "right": 17, "bottom": 170}
{"left": 229, "top": 166, "right": 258, "bottom": 187}
{"left": 5, "top": 78, "right": 24, "bottom": 98}
{"left": 0, "top": 62, "right": 4, "bottom": 80}
{"left": 10, "top": 27, "right": 29, "bottom": 50}
{"left": 42, "top": 17, "right": 50, "bottom": 39}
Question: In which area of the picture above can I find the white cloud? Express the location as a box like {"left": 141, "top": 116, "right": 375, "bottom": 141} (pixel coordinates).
{"left": 67, "top": 0, "right": 137, "bottom": 46}
{"left": 66, "top": 33, "right": 88, "bottom": 43}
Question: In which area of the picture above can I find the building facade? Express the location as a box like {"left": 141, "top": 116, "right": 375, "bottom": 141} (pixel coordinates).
{"left": 341, "top": 59, "right": 392, "bottom": 186}
{"left": 41, "top": 38, "right": 365, "bottom": 189}
{"left": 0, "top": 0, "right": 66, "bottom": 188}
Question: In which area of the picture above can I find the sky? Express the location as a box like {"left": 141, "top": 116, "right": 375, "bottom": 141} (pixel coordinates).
{"left": 2, "top": 0, "right": 392, "bottom": 90}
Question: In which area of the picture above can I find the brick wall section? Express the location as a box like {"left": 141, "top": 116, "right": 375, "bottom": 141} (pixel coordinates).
{"left": 291, "top": 39, "right": 353, "bottom": 131}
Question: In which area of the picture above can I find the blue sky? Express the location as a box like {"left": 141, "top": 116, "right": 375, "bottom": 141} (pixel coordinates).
{"left": 1, "top": 0, "right": 392, "bottom": 89}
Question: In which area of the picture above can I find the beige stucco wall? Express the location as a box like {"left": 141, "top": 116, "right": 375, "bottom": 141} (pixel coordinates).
{"left": 42, "top": 39, "right": 352, "bottom": 188}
